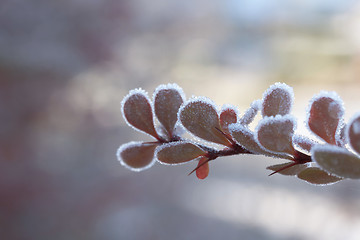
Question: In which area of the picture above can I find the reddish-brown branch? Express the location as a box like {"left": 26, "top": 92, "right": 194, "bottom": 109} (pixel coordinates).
{"left": 160, "top": 128, "right": 313, "bottom": 177}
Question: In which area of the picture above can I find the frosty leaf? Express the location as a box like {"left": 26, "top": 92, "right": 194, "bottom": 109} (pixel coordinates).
{"left": 156, "top": 142, "right": 206, "bottom": 165}
{"left": 122, "top": 89, "right": 159, "bottom": 139}
{"left": 307, "top": 92, "right": 344, "bottom": 144}
{"left": 240, "top": 100, "right": 260, "bottom": 125}
{"left": 256, "top": 115, "right": 296, "bottom": 155}
{"left": 293, "top": 134, "right": 318, "bottom": 153}
{"left": 229, "top": 123, "right": 292, "bottom": 159}
{"left": 297, "top": 167, "right": 342, "bottom": 185}
{"left": 154, "top": 84, "right": 184, "bottom": 137}
{"left": 347, "top": 113, "right": 360, "bottom": 155}
{"left": 220, "top": 105, "right": 238, "bottom": 135}
{"left": 312, "top": 145, "right": 360, "bottom": 179}
{"left": 261, "top": 83, "right": 294, "bottom": 117}
{"left": 179, "top": 98, "right": 232, "bottom": 146}
{"left": 196, "top": 156, "right": 209, "bottom": 180}
{"left": 117, "top": 141, "right": 157, "bottom": 171}
{"left": 267, "top": 162, "right": 307, "bottom": 176}
{"left": 229, "top": 124, "right": 267, "bottom": 154}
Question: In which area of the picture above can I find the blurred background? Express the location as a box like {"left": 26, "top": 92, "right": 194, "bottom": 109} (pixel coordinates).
{"left": 1, "top": 0, "right": 360, "bottom": 239}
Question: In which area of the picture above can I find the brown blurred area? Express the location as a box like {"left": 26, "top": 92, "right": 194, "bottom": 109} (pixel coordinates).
{"left": 1, "top": 0, "right": 360, "bottom": 239}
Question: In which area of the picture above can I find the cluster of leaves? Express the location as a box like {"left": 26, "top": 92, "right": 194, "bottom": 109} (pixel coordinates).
{"left": 117, "top": 83, "right": 360, "bottom": 185}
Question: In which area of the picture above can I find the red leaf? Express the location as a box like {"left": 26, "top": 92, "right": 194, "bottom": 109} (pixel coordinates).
{"left": 154, "top": 84, "right": 184, "bottom": 138}
{"left": 179, "top": 98, "right": 232, "bottom": 146}
{"left": 156, "top": 142, "right": 206, "bottom": 165}
{"left": 196, "top": 157, "right": 209, "bottom": 179}
{"left": 122, "top": 90, "right": 159, "bottom": 139}
{"left": 220, "top": 105, "right": 238, "bottom": 135}
{"left": 347, "top": 113, "right": 360, "bottom": 155}
{"left": 307, "top": 93, "right": 344, "bottom": 144}
{"left": 117, "top": 142, "right": 157, "bottom": 171}
{"left": 262, "top": 83, "right": 294, "bottom": 117}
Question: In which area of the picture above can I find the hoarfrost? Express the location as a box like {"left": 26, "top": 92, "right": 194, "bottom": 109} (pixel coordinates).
{"left": 121, "top": 88, "right": 149, "bottom": 126}
{"left": 121, "top": 88, "right": 159, "bottom": 138}
{"left": 229, "top": 123, "right": 292, "bottom": 159}
{"left": 155, "top": 141, "right": 205, "bottom": 165}
{"left": 240, "top": 100, "right": 261, "bottom": 125}
{"left": 261, "top": 82, "right": 294, "bottom": 117}
{"left": 153, "top": 83, "right": 185, "bottom": 137}
{"left": 152, "top": 83, "right": 186, "bottom": 106}
{"left": 293, "top": 134, "right": 318, "bottom": 153}
{"left": 229, "top": 123, "right": 261, "bottom": 154}
{"left": 221, "top": 104, "right": 240, "bottom": 115}
{"left": 178, "top": 96, "right": 231, "bottom": 146}
{"left": 220, "top": 104, "right": 239, "bottom": 134}
{"left": 312, "top": 144, "right": 360, "bottom": 179}
{"left": 306, "top": 91, "right": 344, "bottom": 144}
{"left": 117, "top": 141, "right": 157, "bottom": 172}
{"left": 255, "top": 115, "right": 297, "bottom": 156}
{"left": 178, "top": 96, "right": 219, "bottom": 119}
{"left": 307, "top": 91, "right": 344, "bottom": 113}
{"left": 296, "top": 167, "right": 342, "bottom": 186}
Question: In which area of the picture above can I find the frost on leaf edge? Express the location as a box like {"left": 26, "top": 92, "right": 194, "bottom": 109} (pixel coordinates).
{"left": 178, "top": 96, "right": 229, "bottom": 146}
{"left": 292, "top": 134, "right": 318, "bottom": 153}
{"left": 152, "top": 83, "right": 186, "bottom": 138}
{"left": 255, "top": 114, "right": 297, "bottom": 157}
{"left": 240, "top": 99, "right": 261, "bottom": 125}
{"left": 221, "top": 103, "right": 240, "bottom": 115}
{"left": 155, "top": 140, "right": 206, "bottom": 166}
{"left": 117, "top": 141, "right": 157, "bottom": 172}
{"left": 121, "top": 88, "right": 159, "bottom": 138}
{"left": 311, "top": 144, "right": 360, "bottom": 179}
{"left": 296, "top": 165, "right": 342, "bottom": 186}
{"left": 305, "top": 90, "right": 345, "bottom": 143}
{"left": 152, "top": 83, "right": 186, "bottom": 106}
{"left": 261, "top": 82, "right": 295, "bottom": 117}
{"left": 229, "top": 123, "right": 292, "bottom": 159}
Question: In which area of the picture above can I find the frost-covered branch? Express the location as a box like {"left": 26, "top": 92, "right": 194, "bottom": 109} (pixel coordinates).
{"left": 117, "top": 83, "right": 360, "bottom": 185}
